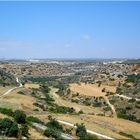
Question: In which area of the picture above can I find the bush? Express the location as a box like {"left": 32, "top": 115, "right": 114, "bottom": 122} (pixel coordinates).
{"left": 40, "top": 84, "right": 50, "bottom": 93}
{"left": 119, "top": 132, "right": 136, "bottom": 139}
{"left": 0, "top": 107, "right": 13, "bottom": 116}
{"left": 65, "top": 128, "right": 73, "bottom": 134}
{"left": 0, "top": 118, "right": 13, "bottom": 132}
{"left": 44, "top": 128, "right": 62, "bottom": 139}
{"left": 49, "top": 105, "right": 75, "bottom": 114}
{"left": 26, "top": 116, "right": 44, "bottom": 124}
{"left": 128, "top": 98, "right": 136, "bottom": 103}
{"left": 103, "top": 106, "right": 111, "bottom": 111}
{"left": 13, "top": 110, "right": 26, "bottom": 124}
{"left": 102, "top": 88, "right": 106, "bottom": 92}
{"left": 117, "top": 112, "right": 128, "bottom": 119}
{"left": 44, "top": 118, "right": 63, "bottom": 139}
{"left": 44, "top": 129, "right": 52, "bottom": 137}
{"left": 75, "top": 123, "right": 87, "bottom": 139}
{"left": 8, "top": 122, "right": 19, "bottom": 137}
{"left": 78, "top": 110, "right": 84, "bottom": 114}
{"left": 46, "top": 118, "right": 63, "bottom": 132}
{"left": 21, "top": 124, "right": 29, "bottom": 137}
{"left": 0, "top": 118, "right": 19, "bottom": 138}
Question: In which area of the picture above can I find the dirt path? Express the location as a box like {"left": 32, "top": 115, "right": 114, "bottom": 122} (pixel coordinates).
{"left": 49, "top": 87, "right": 103, "bottom": 114}
{"left": 0, "top": 77, "right": 22, "bottom": 98}
{"left": 103, "top": 96, "right": 116, "bottom": 117}
{"left": 57, "top": 120, "right": 114, "bottom": 140}
{"left": 70, "top": 83, "right": 116, "bottom": 117}
{"left": 115, "top": 94, "right": 140, "bottom": 101}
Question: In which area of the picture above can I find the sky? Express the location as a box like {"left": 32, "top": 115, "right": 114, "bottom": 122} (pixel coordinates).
{"left": 0, "top": 1, "right": 140, "bottom": 59}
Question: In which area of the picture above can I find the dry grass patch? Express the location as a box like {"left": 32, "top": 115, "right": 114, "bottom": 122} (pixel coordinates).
{"left": 29, "top": 127, "right": 47, "bottom": 139}
{"left": 49, "top": 88, "right": 103, "bottom": 114}
{"left": 34, "top": 114, "right": 126, "bottom": 139}
{"left": 80, "top": 114, "right": 140, "bottom": 133}
{"left": 24, "top": 83, "right": 40, "bottom": 89}
{"left": 70, "top": 83, "right": 116, "bottom": 97}
{"left": 1, "top": 89, "right": 36, "bottom": 113}
{"left": 0, "top": 86, "right": 14, "bottom": 96}
{"left": 0, "top": 113, "right": 8, "bottom": 119}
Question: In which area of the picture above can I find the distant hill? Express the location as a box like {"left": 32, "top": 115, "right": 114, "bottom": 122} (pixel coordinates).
{"left": 123, "top": 59, "right": 140, "bottom": 64}
{"left": 0, "top": 68, "right": 17, "bottom": 86}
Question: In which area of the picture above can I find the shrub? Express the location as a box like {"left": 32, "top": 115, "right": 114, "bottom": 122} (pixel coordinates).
{"left": 125, "top": 106, "right": 132, "bottom": 110}
{"left": 17, "top": 91, "right": 25, "bottom": 95}
{"left": 78, "top": 110, "right": 84, "bottom": 114}
{"left": 8, "top": 122, "right": 19, "bottom": 137}
{"left": 33, "top": 108, "right": 39, "bottom": 111}
{"left": 13, "top": 110, "right": 26, "bottom": 124}
{"left": 103, "top": 106, "right": 111, "bottom": 111}
{"left": 0, "top": 107, "right": 13, "bottom": 116}
{"left": 44, "top": 118, "right": 63, "bottom": 139}
{"left": 44, "top": 128, "right": 52, "bottom": 137}
{"left": 46, "top": 118, "right": 63, "bottom": 132}
{"left": 102, "top": 88, "right": 106, "bottom": 92}
{"left": 26, "top": 116, "right": 44, "bottom": 124}
{"left": 128, "top": 98, "right": 136, "bottom": 103}
{"left": 40, "top": 84, "right": 50, "bottom": 93}
{"left": 75, "top": 123, "right": 87, "bottom": 139}
{"left": 49, "top": 105, "right": 75, "bottom": 114}
{"left": 119, "top": 132, "right": 136, "bottom": 139}
{"left": 44, "top": 128, "right": 62, "bottom": 139}
{"left": 0, "top": 118, "right": 13, "bottom": 132}
{"left": 21, "top": 124, "right": 29, "bottom": 137}
{"left": 0, "top": 118, "right": 19, "bottom": 138}
{"left": 65, "top": 128, "right": 73, "bottom": 135}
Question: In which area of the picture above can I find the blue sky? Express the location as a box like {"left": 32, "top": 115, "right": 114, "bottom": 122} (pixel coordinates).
{"left": 0, "top": 1, "right": 140, "bottom": 59}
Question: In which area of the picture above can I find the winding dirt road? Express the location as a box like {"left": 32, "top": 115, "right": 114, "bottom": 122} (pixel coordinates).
{"left": 0, "top": 77, "right": 22, "bottom": 98}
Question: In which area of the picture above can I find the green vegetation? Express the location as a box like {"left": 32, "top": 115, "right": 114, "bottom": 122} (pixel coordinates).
{"left": 40, "top": 84, "right": 51, "bottom": 93}
{"left": 26, "top": 116, "right": 44, "bottom": 124}
{"left": 44, "top": 117, "right": 63, "bottom": 139}
{"left": 13, "top": 110, "right": 26, "bottom": 124}
{"left": 114, "top": 73, "right": 140, "bottom": 123}
{"left": 119, "top": 132, "right": 136, "bottom": 139}
{"left": 0, "top": 118, "right": 19, "bottom": 138}
{"left": 0, "top": 108, "right": 39, "bottom": 138}
{"left": 22, "top": 76, "right": 58, "bottom": 83}
{"left": 0, "top": 107, "right": 13, "bottom": 116}
{"left": 116, "top": 108, "right": 139, "bottom": 123}
{"left": 21, "top": 124, "right": 29, "bottom": 138}
{"left": 49, "top": 104, "right": 75, "bottom": 114}
{"left": 0, "top": 68, "right": 17, "bottom": 86}
{"left": 75, "top": 123, "right": 97, "bottom": 140}
{"left": 55, "top": 82, "right": 68, "bottom": 96}
{"left": 126, "top": 74, "right": 140, "bottom": 83}
{"left": 75, "top": 123, "right": 87, "bottom": 139}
